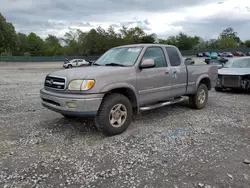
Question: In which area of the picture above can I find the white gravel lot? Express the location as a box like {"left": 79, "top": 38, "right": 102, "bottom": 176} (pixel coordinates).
{"left": 0, "top": 61, "right": 250, "bottom": 188}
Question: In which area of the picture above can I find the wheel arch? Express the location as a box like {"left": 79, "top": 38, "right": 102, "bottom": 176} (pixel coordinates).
{"left": 196, "top": 75, "right": 211, "bottom": 91}
{"left": 101, "top": 84, "right": 139, "bottom": 114}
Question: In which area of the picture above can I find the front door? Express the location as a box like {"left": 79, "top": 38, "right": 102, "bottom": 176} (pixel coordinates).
{"left": 136, "top": 46, "right": 172, "bottom": 106}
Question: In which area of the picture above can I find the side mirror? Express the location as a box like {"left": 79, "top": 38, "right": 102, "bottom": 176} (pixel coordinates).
{"left": 140, "top": 59, "right": 156, "bottom": 69}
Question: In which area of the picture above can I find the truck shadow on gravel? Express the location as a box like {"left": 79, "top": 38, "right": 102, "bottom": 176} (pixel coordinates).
{"left": 40, "top": 99, "right": 193, "bottom": 137}
{"left": 39, "top": 116, "right": 101, "bottom": 137}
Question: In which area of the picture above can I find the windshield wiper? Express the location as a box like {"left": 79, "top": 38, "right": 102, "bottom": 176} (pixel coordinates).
{"left": 105, "top": 63, "right": 126, "bottom": 67}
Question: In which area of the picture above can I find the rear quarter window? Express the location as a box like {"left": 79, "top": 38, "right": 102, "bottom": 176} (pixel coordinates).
{"left": 166, "top": 47, "right": 182, "bottom": 66}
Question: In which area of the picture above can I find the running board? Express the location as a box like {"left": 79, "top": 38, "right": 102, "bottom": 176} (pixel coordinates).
{"left": 139, "top": 97, "right": 185, "bottom": 111}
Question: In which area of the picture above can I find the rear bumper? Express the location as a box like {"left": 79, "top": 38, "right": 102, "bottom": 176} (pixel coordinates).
{"left": 40, "top": 89, "right": 104, "bottom": 117}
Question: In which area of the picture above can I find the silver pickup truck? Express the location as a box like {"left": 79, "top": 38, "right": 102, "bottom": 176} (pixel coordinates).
{"left": 40, "top": 44, "right": 218, "bottom": 136}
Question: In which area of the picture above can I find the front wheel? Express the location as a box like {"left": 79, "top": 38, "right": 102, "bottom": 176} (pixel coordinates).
{"left": 95, "top": 93, "right": 133, "bottom": 136}
{"left": 189, "top": 84, "right": 208, "bottom": 109}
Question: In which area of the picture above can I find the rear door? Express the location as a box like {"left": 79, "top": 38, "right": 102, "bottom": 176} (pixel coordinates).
{"left": 165, "top": 46, "right": 187, "bottom": 97}
{"left": 136, "top": 46, "right": 172, "bottom": 106}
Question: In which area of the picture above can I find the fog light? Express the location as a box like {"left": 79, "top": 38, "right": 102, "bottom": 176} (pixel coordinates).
{"left": 66, "top": 101, "right": 77, "bottom": 108}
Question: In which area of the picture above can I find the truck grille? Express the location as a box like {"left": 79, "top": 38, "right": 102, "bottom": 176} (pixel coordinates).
{"left": 222, "top": 75, "right": 241, "bottom": 87}
{"left": 44, "top": 76, "right": 66, "bottom": 90}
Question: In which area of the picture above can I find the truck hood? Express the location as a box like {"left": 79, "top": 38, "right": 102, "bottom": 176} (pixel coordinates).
{"left": 218, "top": 68, "right": 250, "bottom": 76}
{"left": 48, "top": 66, "right": 133, "bottom": 80}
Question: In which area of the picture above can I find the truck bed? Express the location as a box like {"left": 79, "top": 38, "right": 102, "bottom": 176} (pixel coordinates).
{"left": 186, "top": 64, "right": 218, "bottom": 95}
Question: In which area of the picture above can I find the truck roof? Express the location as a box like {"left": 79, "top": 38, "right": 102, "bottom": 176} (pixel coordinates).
{"left": 113, "top": 43, "right": 177, "bottom": 48}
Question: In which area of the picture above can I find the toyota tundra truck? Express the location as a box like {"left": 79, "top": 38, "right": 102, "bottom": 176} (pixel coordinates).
{"left": 40, "top": 44, "right": 218, "bottom": 136}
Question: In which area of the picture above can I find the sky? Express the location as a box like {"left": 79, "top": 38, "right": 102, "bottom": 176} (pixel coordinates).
{"left": 1, "top": 0, "right": 250, "bottom": 41}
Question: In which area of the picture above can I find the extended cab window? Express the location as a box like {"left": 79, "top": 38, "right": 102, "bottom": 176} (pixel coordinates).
{"left": 166, "top": 47, "right": 181, "bottom": 66}
{"left": 142, "top": 47, "right": 167, "bottom": 67}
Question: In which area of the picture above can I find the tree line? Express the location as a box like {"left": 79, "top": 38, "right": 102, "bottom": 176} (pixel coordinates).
{"left": 1, "top": 13, "right": 250, "bottom": 57}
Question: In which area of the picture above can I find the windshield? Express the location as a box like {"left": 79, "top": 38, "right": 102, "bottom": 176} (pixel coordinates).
{"left": 94, "top": 47, "right": 142, "bottom": 66}
{"left": 224, "top": 58, "right": 250, "bottom": 68}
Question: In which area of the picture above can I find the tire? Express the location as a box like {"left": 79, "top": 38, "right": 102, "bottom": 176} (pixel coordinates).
{"left": 95, "top": 93, "right": 133, "bottom": 136}
{"left": 215, "top": 87, "right": 223, "bottom": 92}
{"left": 68, "top": 64, "right": 72, "bottom": 68}
{"left": 189, "top": 84, "right": 208, "bottom": 109}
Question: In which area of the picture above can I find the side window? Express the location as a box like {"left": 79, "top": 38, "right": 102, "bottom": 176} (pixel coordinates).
{"left": 142, "top": 47, "right": 167, "bottom": 67}
{"left": 166, "top": 47, "right": 182, "bottom": 66}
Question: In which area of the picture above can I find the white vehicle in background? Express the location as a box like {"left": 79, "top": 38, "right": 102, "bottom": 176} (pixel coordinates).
{"left": 63, "top": 59, "right": 90, "bottom": 68}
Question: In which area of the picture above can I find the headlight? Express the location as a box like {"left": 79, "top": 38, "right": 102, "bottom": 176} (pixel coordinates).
{"left": 68, "top": 79, "right": 95, "bottom": 91}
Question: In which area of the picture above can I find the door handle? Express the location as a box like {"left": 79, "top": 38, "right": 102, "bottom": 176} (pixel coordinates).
{"left": 173, "top": 70, "right": 177, "bottom": 74}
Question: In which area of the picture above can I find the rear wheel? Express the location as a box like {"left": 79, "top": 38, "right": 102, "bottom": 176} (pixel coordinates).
{"left": 95, "top": 93, "right": 133, "bottom": 136}
{"left": 189, "top": 84, "right": 208, "bottom": 109}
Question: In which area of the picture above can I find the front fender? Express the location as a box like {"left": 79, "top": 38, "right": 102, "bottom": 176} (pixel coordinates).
{"left": 100, "top": 83, "right": 140, "bottom": 111}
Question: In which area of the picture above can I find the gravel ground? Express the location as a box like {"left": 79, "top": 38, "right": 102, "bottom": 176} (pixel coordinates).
{"left": 0, "top": 62, "right": 250, "bottom": 188}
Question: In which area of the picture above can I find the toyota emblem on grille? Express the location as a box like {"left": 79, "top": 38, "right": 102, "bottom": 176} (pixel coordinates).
{"left": 49, "top": 79, "right": 53, "bottom": 85}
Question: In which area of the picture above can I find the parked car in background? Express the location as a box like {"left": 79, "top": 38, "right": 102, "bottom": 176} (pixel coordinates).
{"left": 203, "top": 52, "right": 211, "bottom": 57}
{"left": 197, "top": 53, "right": 203, "bottom": 57}
{"left": 217, "top": 57, "right": 229, "bottom": 64}
{"left": 218, "top": 52, "right": 223, "bottom": 57}
{"left": 205, "top": 57, "right": 228, "bottom": 69}
{"left": 215, "top": 57, "right": 250, "bottom": 91}
{"left": 245, "top": 52, "right": 250, "bottom": 56}
{"left": 63, "top": 59, "right": 90, "bottom": 68}
{"left": 232, "top": 51, "right": 245, "bottom": 56}
{"left": 40, "top": 44, "right": 218, "bottom": 136}
{"left": 210, "top": 52, "right": 218, "bottom": 59}
{"left": 205, "top": 57, "right": 228, "bottom": 66}
{"left": 221, "top": 52, "right": 233, "bottom": 57}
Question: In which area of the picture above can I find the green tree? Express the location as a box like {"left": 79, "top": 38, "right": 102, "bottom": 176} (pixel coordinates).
{"left": 27, "top": 32, "right": 44, "bottom": 56}
{"left": 207, "top": 39, "right": 220, "bottom": 49}
{"left": 220, "top": 27, "right": 241, "bottom": 44}
{"left": 218, "top": 36, "right": 237, "bottom": 48}
{"left": 0, "top": 13, "right": 16, "bottom": 53}
{"left": 14, "top": 33, "right": 28, "bottom": 55}
{"left": 44, "top": 34, "right": 62, "bottom": 56}
{"left": 244, "top": 40, "right": 250, "bottom": 48}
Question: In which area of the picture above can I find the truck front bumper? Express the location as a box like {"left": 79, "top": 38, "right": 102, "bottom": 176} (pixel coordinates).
{"left": 40, "top": 89, "right": 104, "bottom": 117}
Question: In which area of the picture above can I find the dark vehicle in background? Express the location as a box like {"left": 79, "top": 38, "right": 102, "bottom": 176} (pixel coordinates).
{"left": 205, "top": 57, "right": 228, "bottom": 68}
{"left": 245, "top": 52, "right": 250, "bottom": 56}
{"left": 232, "top": 51, "right": 245, "bottom": 56}
{"left": 220, "top": 52, "right": 233, "bottom": 57}
{"left": 203, "top": 52, "right": 211, "bottom": 57}
{"left": 215, "top": 57, "right": 250, "bottom": 92}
